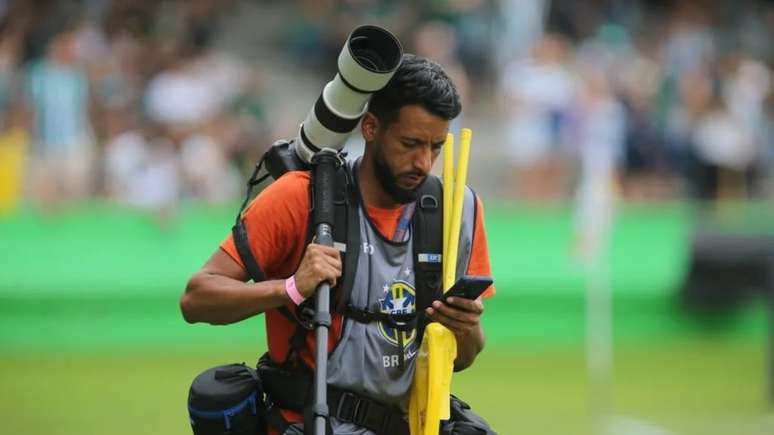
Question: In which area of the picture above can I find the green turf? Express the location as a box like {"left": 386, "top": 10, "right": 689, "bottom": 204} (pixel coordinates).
{"left": 1, "top": 339, "right": 770, "bottom": 435}
{"left": 1, "top": 201, "right": 772, "bottom": 434}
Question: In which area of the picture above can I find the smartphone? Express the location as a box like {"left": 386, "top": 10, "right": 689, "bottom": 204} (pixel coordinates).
{"left": 442, "top": 275, "right": 493, "bottom": 301}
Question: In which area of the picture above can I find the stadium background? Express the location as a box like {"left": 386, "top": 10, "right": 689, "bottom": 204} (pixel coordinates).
{"left": 0, "top": 1, "right": 771, "bottom": 434}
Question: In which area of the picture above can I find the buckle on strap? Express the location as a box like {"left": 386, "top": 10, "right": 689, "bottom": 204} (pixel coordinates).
{"left": 419, "top": 194, "right": 438, "bottom": 209}
{"left": 385, "top": 313, "right": 415, "bottom": 331}
{"left": 297, "top": 303, "right": 315, "bottom": 330}
{"left": 353, "top": 398, "right": 370, "bottom": 426}
{"left": 343, "top": 305, "right": 373, "bottom": 324}
{"left": 335, "top": 392, "right": 390, "bottom": 432}
{"left": 331, "top": 389, "right": 409, "bottom": 435}
{"left": 344, "top": 305, "right": 417, "bottom": 329}
{"left": 360, "top": 400, "right": 390, "bottom": 432}
{"left": 334, "top": 392, "right": 378, "bottom": 430}
{"left": 335, "top": 392, "right": 358, "bottom": 422}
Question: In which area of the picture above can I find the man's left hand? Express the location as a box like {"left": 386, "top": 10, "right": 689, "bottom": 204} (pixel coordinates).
{"left": 425, "top": 296, "right": 483, "bottom": 338}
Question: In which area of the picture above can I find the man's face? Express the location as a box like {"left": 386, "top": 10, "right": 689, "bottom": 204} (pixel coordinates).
{"left": 369, "top": 105, "right": 449, "bottom": 204}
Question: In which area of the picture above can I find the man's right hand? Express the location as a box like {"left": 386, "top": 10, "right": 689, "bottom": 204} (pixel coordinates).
{"left": 293, "top": 243, "right": 342, "bottom": 298}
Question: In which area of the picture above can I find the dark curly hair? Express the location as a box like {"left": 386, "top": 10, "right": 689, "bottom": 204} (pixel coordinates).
{"left": 367, "top": 54, "right": 462, "bottom": 126}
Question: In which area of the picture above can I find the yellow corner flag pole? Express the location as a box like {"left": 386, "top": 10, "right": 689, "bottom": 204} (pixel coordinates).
{"left": 442, "top": 133, "right": 455, "bottom": 280}
{"left": 445, "top": 128, "right": 471, "bottom": 290}
{"left": 409, "top": 129, "right": 473, "bottom": 435}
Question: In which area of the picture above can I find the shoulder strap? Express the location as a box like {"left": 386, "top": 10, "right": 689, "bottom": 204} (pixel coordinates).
{"left": 336, "top": 161, "right": 361, "bottom": 313}
{"left": 305, "top": 160, "right": 358, "bottom": 313}
{"left": 232, "top": 158, "right": 271, "bottom": 283}
{"left": 231, "top": 159, "right": 311, "bottom": 365}
{"left": 280, "top": 160, "right": 358, "bottom": 367}
{"left": 412, "top": 175, "right": 444, "bottom": 344}
{"left": 232, "top": 223, "right": 266, "bottom": 283}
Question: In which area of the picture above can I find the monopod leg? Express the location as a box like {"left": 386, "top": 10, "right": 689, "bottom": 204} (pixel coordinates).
{"left": 309, "top": 150, "right": 341, "bottom": 435}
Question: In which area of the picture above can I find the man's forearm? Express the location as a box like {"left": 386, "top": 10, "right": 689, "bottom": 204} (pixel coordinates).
{"left": 453, "top": 323, "right": 485, "bottom": 371}
{"left": 180, "top": 272, "right": 290, "bottom": 325}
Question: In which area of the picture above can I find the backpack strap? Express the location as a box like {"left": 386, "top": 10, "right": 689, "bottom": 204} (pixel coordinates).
{"left": 282, "top": 160, "right": 357, "bottom": 367}
{"left": 230, "top": 158, "right": 309, "bottom": 365}
{"left": 232, "top": 158, "right": 271, "bottom": 283}
{"left": 305, "top": 159, "right": 356, "bottom": 310}
{"left": 412, "top": 175, "right": 444, "bottom": 345}
{"left": 341, "top": 306, "right": 415, "bottom": 331}
{"left": 336, "top": 161, "right": 361, "bottom": 313}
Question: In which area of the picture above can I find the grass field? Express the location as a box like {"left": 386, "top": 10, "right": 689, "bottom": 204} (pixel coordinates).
{"left": 1, "top": 202, "right": 772, "bottom": 434}
{"left": 1, "top": 339, "right": 771, "bottom": 435}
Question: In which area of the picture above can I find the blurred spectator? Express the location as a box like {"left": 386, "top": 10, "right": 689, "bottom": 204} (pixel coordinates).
{"left": 104, "top": 115, "right": 180, "bottom": 224}
{"left": 663, "top": 65, "right": 713, "bottom": 193}
{"left": 0, "top": 21, "right": 19, "bottom": 112}
{"left": 144, "top": 47, "right": 223, "bottom": 129}
{"left": 0, "top": 104, "right": 29, "bottom": 214}
{"left": 662, "top": 3, "right": 716, "bottom": 80}
{"left": 419, "top": 0, "right": 500, "bottom": 83}
{"left": 0, "top": 23, "right": 25, "bottom": 214}
{"left": 179, "top": 131, "right": 240, "bottom": 204}
{"left": 229, "top": 72, "right": 271, "bottom": 174}
{"left": 496, "top": 0, "right": 547, "bottom": 67}
{"left": 570, "top": 63, "right": 625, "bottom": 259}
{"left": 412, "top": 20, "right": 471, "bottom": 128}
{"left": 616, "top": 37, "right": 670, "bottom": 199}
{"left": 692, "top": 98, "right": 757, "bottom": 200}
{"left": 500, "top": 33, "right": 575, "bottom": 201}
{"left": 24, "top": 27, "right": 95, "bottom": 209}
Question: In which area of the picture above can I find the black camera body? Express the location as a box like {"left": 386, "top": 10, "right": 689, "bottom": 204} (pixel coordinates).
{"left": 264, "top": 139, "right": 308, "bottom": 180}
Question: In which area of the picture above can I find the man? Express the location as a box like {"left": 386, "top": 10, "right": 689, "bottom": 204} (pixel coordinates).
{"left": 26, "top": 28, "right": 95, "bottom": 209}
{"left": 181, "top": 54, "right": 495, "bottom": 434}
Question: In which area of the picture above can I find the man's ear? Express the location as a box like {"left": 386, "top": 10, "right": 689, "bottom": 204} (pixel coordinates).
{"left": 361, "top": 112, "right": 379, "bottom": 142}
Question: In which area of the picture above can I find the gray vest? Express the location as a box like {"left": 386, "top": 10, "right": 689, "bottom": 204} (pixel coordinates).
{"left": 325, "top": 176, "right": 478, "bottom": 434}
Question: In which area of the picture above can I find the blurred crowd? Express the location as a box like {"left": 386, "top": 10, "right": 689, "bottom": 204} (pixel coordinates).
{"left": 0, "top": 0, "right": 770, "bottom": 217}
{"left": 499, "top": 0, "right": 773, "bottom": 203}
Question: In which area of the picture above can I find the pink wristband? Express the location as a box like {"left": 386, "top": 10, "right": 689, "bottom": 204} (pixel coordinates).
{"left": 285, "top": 275, "right": 306, "bottom": 305}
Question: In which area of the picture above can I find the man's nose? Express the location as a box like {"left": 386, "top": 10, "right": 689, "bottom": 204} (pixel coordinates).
{"left": 413, "top": 146, "right": 432, "bottom": 174}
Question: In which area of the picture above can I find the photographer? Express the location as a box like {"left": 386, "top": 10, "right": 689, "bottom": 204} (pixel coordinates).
{"left": 181, "top": 54, "right": 495, "bottom": 434}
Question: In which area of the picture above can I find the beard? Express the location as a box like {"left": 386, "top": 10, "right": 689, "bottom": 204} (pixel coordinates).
{"left": 373, "top": 146, "right": 427, "bottom": 204}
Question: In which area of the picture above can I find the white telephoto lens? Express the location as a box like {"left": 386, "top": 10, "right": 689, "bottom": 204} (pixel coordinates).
{"left": 294, "top": 25, "right": 403, "bottom": 162}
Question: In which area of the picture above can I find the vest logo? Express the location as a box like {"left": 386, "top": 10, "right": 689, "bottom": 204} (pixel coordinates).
{"left": 363, "top": 242, "right": 374, "bottom": 255}
{"left": 418, "top": 253, "right": 442, "bottom": 263}
{"left": 377, "top": 280, "right": 417, "bottom": 348}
